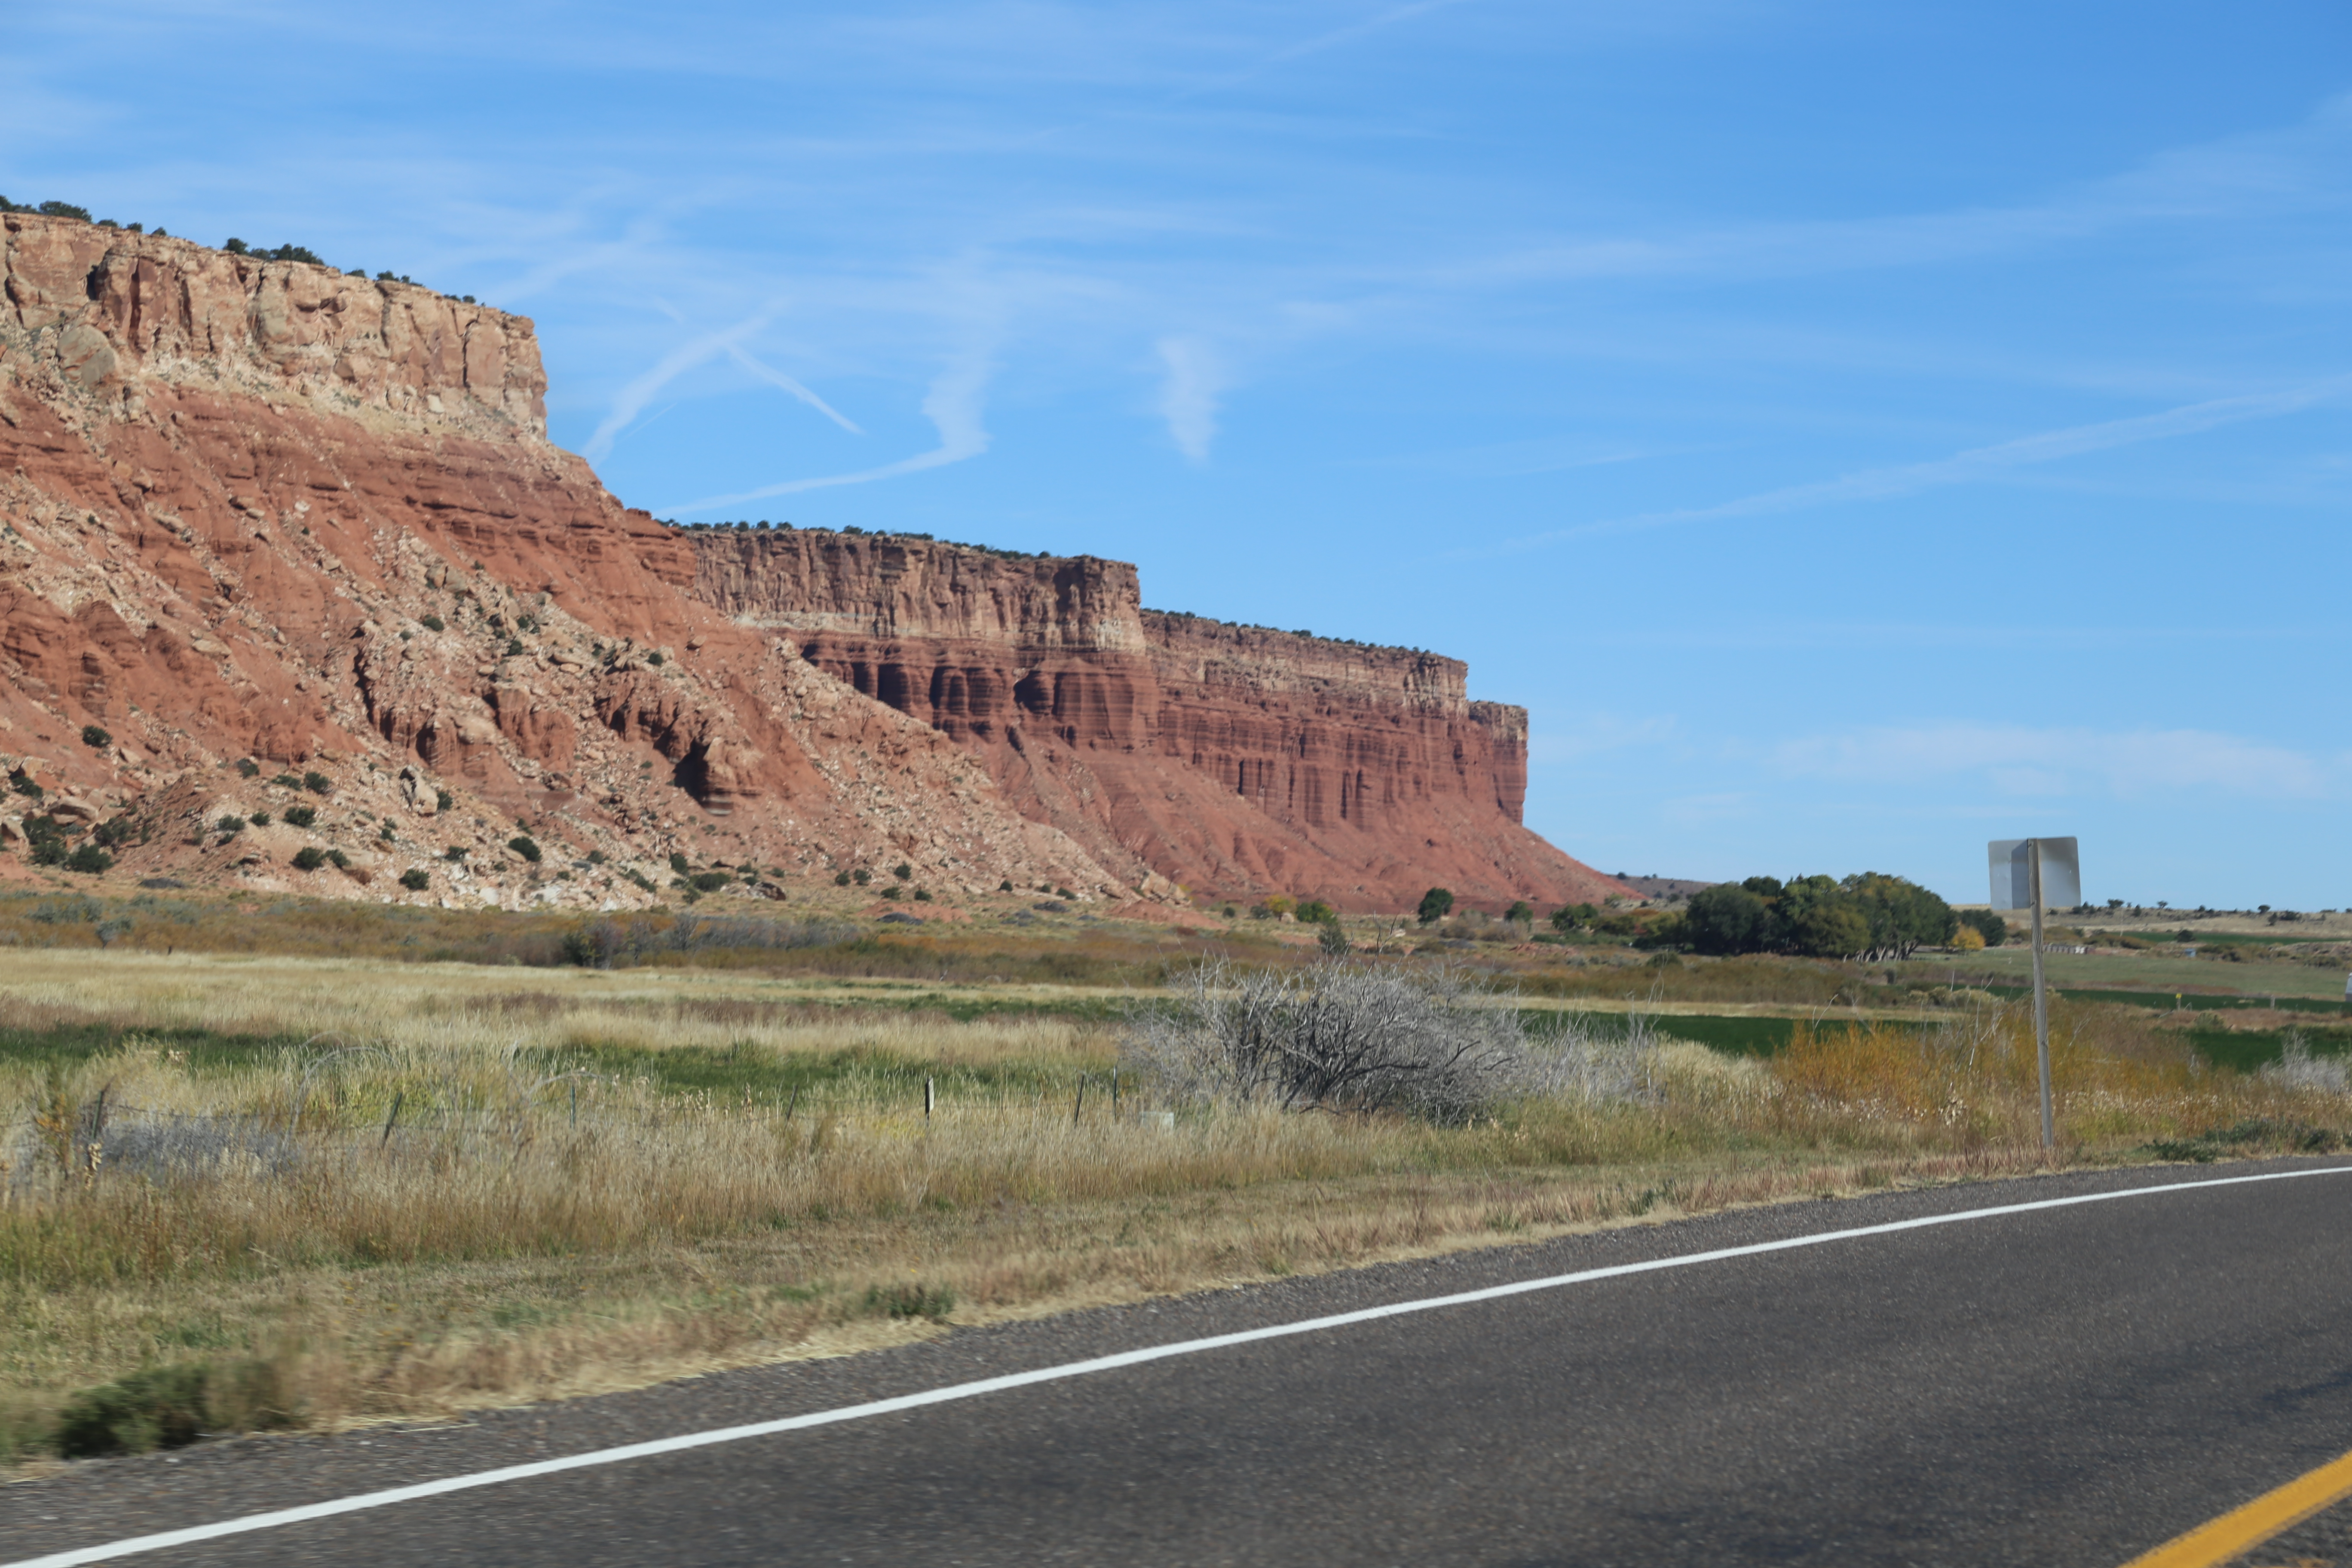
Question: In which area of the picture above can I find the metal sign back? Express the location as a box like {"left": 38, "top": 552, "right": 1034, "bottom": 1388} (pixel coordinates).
{"left": 1988, "top": 837, "right": 2080, "bottom": 910}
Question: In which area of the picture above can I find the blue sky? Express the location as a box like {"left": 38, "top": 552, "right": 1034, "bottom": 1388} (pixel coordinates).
{"left": 10, "top": 2, "right": 2349, "bottom": 909}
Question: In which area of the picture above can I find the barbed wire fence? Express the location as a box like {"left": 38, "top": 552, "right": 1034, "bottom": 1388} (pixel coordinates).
{"left": 0, "top": 1063, "right": 1174, "bottom": 1199}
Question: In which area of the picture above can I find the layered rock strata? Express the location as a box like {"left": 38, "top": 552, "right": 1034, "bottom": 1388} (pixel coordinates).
{"left": 692, "top": 529, "right": 1630, "bottom": 910}
{"left": 0, "top": 214, "right": 1116, "bottom": 906}
{"left": 0, "top": 210, "right": 1622, "bottom": 912}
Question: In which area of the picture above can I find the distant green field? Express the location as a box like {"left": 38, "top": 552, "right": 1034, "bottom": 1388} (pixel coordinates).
{"left": 2184, "top": 1026, "right": 2352, "bottom": 1074}
{"left": 1651, "top": 1015, "right": 1799, "bottom": 1057}
{"left": 1958, "top": 944, "right": 2346, "bottom": 998}
{"left": 2147, "top": 928, "right": 2343, "bottom": 947}
{"left": 1645, "top": 1008, "right": 2352, "bottom": 1075}
{"left": 1983, "top": 985, "right": 2352, "bottom": 1017}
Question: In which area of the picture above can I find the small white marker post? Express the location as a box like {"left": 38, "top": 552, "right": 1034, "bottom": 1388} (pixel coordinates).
{"left": 1990, "top": 837, "right": 2081, "bottom": 1151}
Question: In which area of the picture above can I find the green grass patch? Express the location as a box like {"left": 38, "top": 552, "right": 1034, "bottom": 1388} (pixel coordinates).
{"left": 1983, "top": 985, "right": 2352, "bottom": 1017}
{"left": 2144, "top": 1117, "right": 2347, "bottom": 1163}
{"left": 863, "top": 1282, "right": 956, "bottom": 1320}
{"left": 2180, "top": 1026, "right": 2352, "bottom": 1075}
{"left": 0, "top": 1019, "right": 309, "bottom": 1075}
{"left": 52, "top": 1358, "right": 297, "bottom": 1458}
{"left": 1648, "top": 1015, "right": 1799, "bottom": 1057}
{"left": 561, "top": 1040, "right": 1087, "bottom": 1104}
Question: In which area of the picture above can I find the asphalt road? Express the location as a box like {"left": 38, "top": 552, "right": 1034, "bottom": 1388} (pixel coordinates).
{"left": 12, "top": 1160, "right": 2352, "bottom": 1567}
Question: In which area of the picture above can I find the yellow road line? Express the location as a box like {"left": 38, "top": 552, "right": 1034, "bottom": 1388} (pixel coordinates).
{"left": 2120, "top": 1448, "right": 2352, "bottom": 1567}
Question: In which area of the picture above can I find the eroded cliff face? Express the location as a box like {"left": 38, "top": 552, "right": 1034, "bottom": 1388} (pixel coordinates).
{"left": 0, "top": 214, "right": 1122, "bottom": 906}
{"left": 692, "top": 529, "right": 1629, "bottom": 910}
{"left": 1, "top": 210, "right": 1618, "bottom": 913}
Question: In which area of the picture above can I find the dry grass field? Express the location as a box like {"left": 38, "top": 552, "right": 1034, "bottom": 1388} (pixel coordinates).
{"left": 1961, "top": 941, "right": 2350, "bottom": 998}
{"left": 3, "top": 938, "right": 2346, "bottom": 1466}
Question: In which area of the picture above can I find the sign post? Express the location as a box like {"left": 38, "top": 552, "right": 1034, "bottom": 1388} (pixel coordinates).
{"left": 2027, "top": 845, "right": 2052, "bottom": 1149}
{"left": 1988, "top": 837, "right": 2080, "bottom": 1151}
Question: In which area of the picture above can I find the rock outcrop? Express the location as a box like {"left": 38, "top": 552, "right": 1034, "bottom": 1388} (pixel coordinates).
{"left": 1, "top": 211, "right": 1626, "bottom": 912}
{"left": 0, "top": 214, "right": 1115, "bottom": 906}
{"left": 692, "top": 529, "right": 1629, "bottom": 910}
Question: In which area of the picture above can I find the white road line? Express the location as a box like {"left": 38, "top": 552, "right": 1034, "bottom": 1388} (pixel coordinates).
{"left": 13, "top": 1164, "right": 2350, "bottom": 1568}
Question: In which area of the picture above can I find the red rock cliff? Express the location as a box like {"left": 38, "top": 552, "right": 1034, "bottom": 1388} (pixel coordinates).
{"left": 0, "top": 214, "right": 1123, "bottom": 904}
{"left": 0, "top": 210, "right": 1620, "bottom": 913}
{"left": 692, "top": 528, "right": 1629, "bottom": 910}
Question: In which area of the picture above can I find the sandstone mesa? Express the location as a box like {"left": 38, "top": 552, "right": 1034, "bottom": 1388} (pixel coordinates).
{"left": 0, "top": 212, "right": 1631, "bottom": 914}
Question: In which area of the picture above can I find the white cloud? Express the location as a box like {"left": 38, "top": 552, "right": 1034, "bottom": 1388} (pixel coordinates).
{"left": 1359, "top": 432, "right": 1687, "bottom": 478}
{"left": 666, "top": 353, "right": 993, "bottom": 511}
{"left": 1155, "top": 336, "right": 1225, "bottom": 463}
{"left": 582, "top": 317, "right": 749, "bottom": 462}
{"left": 1434, "top": 91, "right": 2352, "bottom": 292}
{"left": 1660, "top": 792, "right": 1754, "bottom": 826}
{"left": 582, "top": 310, "right": 862, "bottom": 464}
{"left": 1769, "top": 722, "right": 2341, "bottom": 801}
{"left": 1173, "top": 0, "right": 1476, "bottom": 101}
{"left": 1527, "top": 713, "right": 1678, "bottom": 763}
{"left": 725, "top": 345, "right": 864, "bottom": 435}
{"left": 1486, "top": 376, "right": 2352, "bottom": 552}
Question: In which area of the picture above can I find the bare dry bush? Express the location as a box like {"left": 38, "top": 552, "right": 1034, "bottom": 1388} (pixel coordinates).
{"left": 1123, "top": 960, "right": 1540, "bottom": 1121}
{"left": 2261, "top": 1032, "right": 2351, "bottom": 1093}
{"left": 1515, "top": 1008, "right": 1677, "bottom": 1104}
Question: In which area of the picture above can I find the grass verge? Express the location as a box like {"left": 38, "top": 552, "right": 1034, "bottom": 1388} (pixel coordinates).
{"left": 2, "top": 953, "right": 2347, "bottom": 1467}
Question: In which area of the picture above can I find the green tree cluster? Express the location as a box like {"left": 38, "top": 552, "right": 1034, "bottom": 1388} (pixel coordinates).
{"left": 1957, "top": 908, "right": 2009, "bottom": 947}
{"left": 1675, "top": 872, "right": 1958, "bottom": 959}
